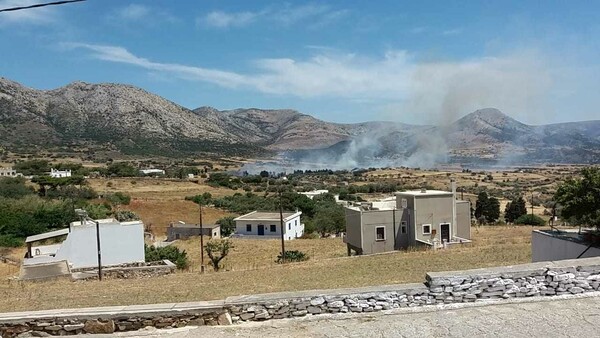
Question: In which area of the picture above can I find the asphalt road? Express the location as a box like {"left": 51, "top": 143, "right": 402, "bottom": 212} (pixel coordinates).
{"left": 98, "top": 294, "right": 600, "bottom": 338}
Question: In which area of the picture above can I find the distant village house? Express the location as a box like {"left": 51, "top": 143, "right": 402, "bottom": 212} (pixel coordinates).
{"left": 140, "top": 169, "right": 165, "bottom": 176}
{"left": 50, "top": 168, "right": 71, "bottom": 178}
{"left": 233, "top": 211, "right": 304, "bottom": 240}
{"left": 0, "top": 167, "right": 20, "bottom": 177}
{"left": 166, "top": 222, "right": 221, "bottom": 242}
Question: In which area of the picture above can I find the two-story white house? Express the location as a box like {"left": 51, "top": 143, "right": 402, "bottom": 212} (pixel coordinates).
{"left": 233, "top": 211, "right": 304, "bottom": 240}
{"left": 50, "top": 168, "right": 72, "bottom": 178}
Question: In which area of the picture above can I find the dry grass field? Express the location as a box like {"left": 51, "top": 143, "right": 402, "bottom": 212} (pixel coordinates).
{"left": 87, "top": 177, "right": 234, "bottom": 200}
{"left": 0, "top": 226, "right": 535, "bottom": 312}
{"left": 127, "top": 200, "right": 231, "bottom": 237}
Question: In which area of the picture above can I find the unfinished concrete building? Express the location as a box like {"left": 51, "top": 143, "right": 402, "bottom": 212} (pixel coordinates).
{"left": 345, "top": 180, "right": 471, "bottom": 255}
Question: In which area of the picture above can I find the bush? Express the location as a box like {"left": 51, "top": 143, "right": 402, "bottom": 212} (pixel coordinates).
{"left": 276, "top": 250, "right": 309, "bottom": 263}
{"left": 0, "top": 177, "right": 34, "bottom": 199}
{"left": 0, "top": 234, "right": 23, "bottom": 247}
{"left": 114, "top": 210, "right": 140, "bottom": 222}
{"left": 144, "top": 244, "right": 189, "bottom": 270}
{"left": 106, "top": 192, "right": 131, "bottom": 206}
{"left": 515, "top": 214, "right": 546, "bottom": 226}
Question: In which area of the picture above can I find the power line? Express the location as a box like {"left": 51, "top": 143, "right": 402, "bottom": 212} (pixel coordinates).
{"left": 0, "top": 0, "right": 86, "bottom": 13}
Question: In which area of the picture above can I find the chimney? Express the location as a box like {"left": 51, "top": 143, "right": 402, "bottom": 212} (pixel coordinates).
{"left": 420, "top": 188, "right": 427, "bottom": 193}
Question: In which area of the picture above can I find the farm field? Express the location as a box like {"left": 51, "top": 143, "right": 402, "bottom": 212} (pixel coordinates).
{"left": 0, "top": 226, "right": 535, "bottom": 312}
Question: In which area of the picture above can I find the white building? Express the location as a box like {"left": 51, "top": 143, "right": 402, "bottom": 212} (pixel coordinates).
{"left": 298, "top": 190, "right": 329, "bottom": 199}
{"left": 0, "top": 167, "right": 20, "bottom": 177}
{"left": 233, "top": 211, "right": 304, "bottom": 240}
{"left": 50, "top": 168, "right": 71, "bottom": 178}
{"left": 140, "top": 169, "right": 165, "bottom": 176}
{"left": 24, "top": 218, "right": 145, "bottom": 269}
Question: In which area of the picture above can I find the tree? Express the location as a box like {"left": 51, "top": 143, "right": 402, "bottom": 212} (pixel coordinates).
{"left": 475, "top": 191, "right": 500, "bottom": 224}
{"left": 554, "top": 167, "right": 600, "bottom": 228}
{"left": 205, "top": 239, "right": 234, "bottom": 271}
{"left": 0, "top": 177, "right": 34, "bottom": 199}
{"left": 215, "top": 216, "right": 236, "bottom": 237}
{"left": 505, "top": 196, "right": 527, "bottom": 223}
{"left": 313, "top": 204, "right": 345, "bottom": 236}
{"left": 259, "top": 170, "right": 270, "bottom": 178}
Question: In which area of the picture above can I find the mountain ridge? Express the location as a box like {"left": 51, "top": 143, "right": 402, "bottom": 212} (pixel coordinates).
{"left": 1, "top": 78, "right": 599, "bottom": 165}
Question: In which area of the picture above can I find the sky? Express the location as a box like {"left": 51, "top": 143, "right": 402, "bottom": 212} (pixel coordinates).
{"left": 0, "top": 0, "right": 599, "bottom": 125}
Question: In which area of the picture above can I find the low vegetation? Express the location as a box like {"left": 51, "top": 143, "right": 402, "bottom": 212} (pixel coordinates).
{"left": 144, "top": 244, "right": 189, "bottom": 270}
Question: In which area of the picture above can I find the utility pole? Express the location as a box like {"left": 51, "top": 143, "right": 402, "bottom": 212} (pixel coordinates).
{"left": 531, "top": 191, "right": 534, "bottom": 216}
{"left": 199, "top": 201, "right": 205, "bottom": 273}
{"left": 279, "top": 189, "right": 286, "bottom": 263}
{"left": 95, "top": 220, "right": 102, "bottom": 281}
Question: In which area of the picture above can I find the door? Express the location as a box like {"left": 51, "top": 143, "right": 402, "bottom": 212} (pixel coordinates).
{"left": 440, "top": 223, "right": 450, "bottom": 243}
{"left": 258, "top": 224, "right": 265, "bottom": 236}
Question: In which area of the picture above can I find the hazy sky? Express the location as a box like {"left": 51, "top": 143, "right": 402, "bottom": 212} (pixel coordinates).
{"left": 1, "top": 0, "right": 599, "bottom": 125}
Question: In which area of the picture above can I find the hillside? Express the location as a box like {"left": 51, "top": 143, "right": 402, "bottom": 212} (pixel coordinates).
{"left": 1, "top": 78, "right": 599, "bottom": 165}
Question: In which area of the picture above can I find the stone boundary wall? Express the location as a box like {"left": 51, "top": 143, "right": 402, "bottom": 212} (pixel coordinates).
{"left": 71, "top": 260, "right": 176, "bottom": 280}
{"left": 2, "top": 257, "right": 600, "bottom": 337}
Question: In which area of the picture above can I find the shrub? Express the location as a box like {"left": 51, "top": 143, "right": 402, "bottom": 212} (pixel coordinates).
{"left": 0, "top": 234, "right": 23, "bottom": 247}
{"left": 515, "top": 214, "right": 546, "bottom": 226}
{"left": 106, "top": 192, "right": 131, "bottom": 206}
{"left": 114, "top": 210, "right": 140, "bottom": 222}
{"left": 144, "top": 244, "right": 189, "bottom": 270}
{"left": 276, "top": 250, "right": 309, "bottom": 263}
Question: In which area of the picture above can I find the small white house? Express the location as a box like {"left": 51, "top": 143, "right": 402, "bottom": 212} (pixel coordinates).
{"left": 140, "top": 169, "right": 165, "bottom": 176}
{"left": 50, "top": 168, "right": 71, "bottom": 178}
{"left": 24, "top": 218, "right": 145, "bottom": 269}
{"left": 233, "top": 211, "right": 303, "bottom": 240}
{"left": 0, "top": 167, "right": 20, "bottom": 177}
{"left": 298, "top": 190, "right": 329, "bottom": 199}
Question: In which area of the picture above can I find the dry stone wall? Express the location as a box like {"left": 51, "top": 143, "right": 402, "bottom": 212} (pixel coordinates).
{"left": 2, "top": 257, "right": 600, "bottom": 337}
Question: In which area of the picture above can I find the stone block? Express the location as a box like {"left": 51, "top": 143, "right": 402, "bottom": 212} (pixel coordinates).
{"left": 310, "top": 297, "right": 325, "bottom": 306}
{"left": 83, "top": 320, "right": 115, "bottom": 334}
{"left": 291, "top": 310, "right": 307, "bottom": 317}
{"left": 328, "top": 301, "right": 344, "bottom": 308}
{"left": 570, "top": 287, "right": 584, "bottom": 294}
{"left": 239, "top": 313, "right": 255, "bottom": 321}
{"left": 217, "top": 313, "right": 232, "bottom": 325}
{"left": 254, "top": 310, "right": 270, "bottom": 320}
{"left": 307, "top": 306, "right": 322, "bottom": 314}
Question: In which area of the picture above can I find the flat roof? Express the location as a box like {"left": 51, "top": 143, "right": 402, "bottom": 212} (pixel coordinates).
{"left": 397, "top": 190, "right": 453, "bottom": 197}
{"left": 234, "top": 211, "right": 301, "bottom": 222}
{"left": 170, "top": 223, "right": 220, "bottom": 229}
{"left": 26, "top": 228, "right": 69, "bottom": 243}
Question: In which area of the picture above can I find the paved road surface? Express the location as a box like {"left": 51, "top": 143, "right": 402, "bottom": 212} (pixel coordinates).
{"left": 95, "top": 295, "right": 600, "bottom": 337}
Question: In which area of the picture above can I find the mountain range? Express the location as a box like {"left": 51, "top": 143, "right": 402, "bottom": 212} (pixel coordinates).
{"left": 1, "top": 77, "right": 599, "bottom": 166}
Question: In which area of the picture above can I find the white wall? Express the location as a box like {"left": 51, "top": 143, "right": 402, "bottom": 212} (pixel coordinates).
{"left": 235, "top": 215, "right": 303, "bottom": 240}
{"left": 532, "top": 230, "right": 600, "bottom": 262}
{"left": 55, "top": 221, "right": 145, "bottom": 269}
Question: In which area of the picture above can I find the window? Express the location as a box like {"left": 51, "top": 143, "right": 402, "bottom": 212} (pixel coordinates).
{"left": 401, "top": 198, "right": 408, "bottom": 208}
{"left": 376, "top": 226, "right": 385, "bottom": 241}
{"left": 246, "top": 224, "right": 252, "bottom": 232}
{"left": 270, "top": 224, "right": 276, "bottom": 232}
{"left": 401, "top": 221, "right": 407, "bottom": 234}
{"left": 295, "top": 219, "right": 298, "bottom": 226}
{"left": 422, "top": 224, "right": 431, "bottom": 235}
{"left": 288, "top": 223, "right": 291, "bottom": 230}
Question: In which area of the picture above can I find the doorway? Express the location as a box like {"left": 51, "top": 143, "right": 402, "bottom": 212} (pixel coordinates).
{"left": 258, "top": 224, "right": 265, "bottom": 236}
{"left": 440, "top": 223, "right": 450, "bottom": 243}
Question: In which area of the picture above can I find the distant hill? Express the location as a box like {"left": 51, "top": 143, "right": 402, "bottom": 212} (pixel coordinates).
{"left": 1, "top": 78, "right": 599, "bottom": 166}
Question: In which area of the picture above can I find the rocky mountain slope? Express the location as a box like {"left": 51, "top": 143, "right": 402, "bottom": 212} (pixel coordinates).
{"left": 1, "top": 78, "right": 599, "bottom": 165}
